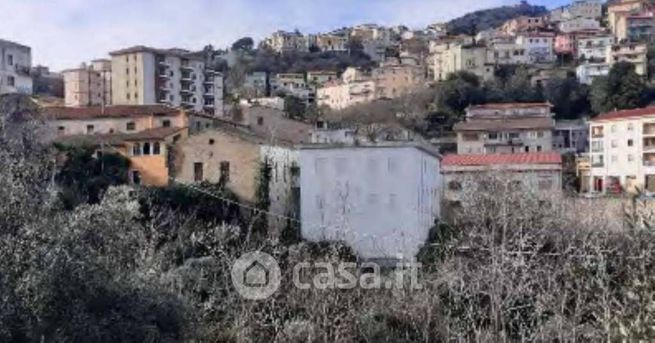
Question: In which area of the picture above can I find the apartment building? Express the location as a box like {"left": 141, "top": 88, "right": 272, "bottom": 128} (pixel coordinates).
{"left": 588, "top": 107, "right": 655, "bottom": 194}
{"left": 372, "top": 62, "right": 425, "bottom": 99}
{"left": 309, "top": 34, "right": 348, "bottom": 52}
{"left": 109, "top": 46, "right": 224, "bottom": 116}
{"left": 316, "top": 78, "right": 376, "bottom": 110}
{"left": 516, "top": 32, "right": 556, "bottom": 64}
{"left": 454, "top": 103, "right": 555, "bottom": 155}
{"left": 306, "top": 71, "right": 338, "bottom": 87}
{"left": 243, "top": 71, "right": 268, "bottom": 98}
{"left": 299, "top": 142, "right": 441, "bottom": 260}
{"left": 555, "top": 33, "right": 577, "bottom": 55}
{"left": 442, "top": 152, "right": 562, "bottom": 208}
{"left": 263, "top": 30, "right": 309, "bottom": 53}
{"left": 430, "top": 42, "right": 495, "bottom": 82}
{"left": 270, "top": 73, "right": 314, "bottom": 103}
{"left": 488, "top": 39, "right": 528, "bottom": 65}
{"left": 606, "top": 43, "right": 648, "bottom": 76}
{"left": 0, "top": 39, "right": 32, "bottom": 95}
{"left": 558, "top": 17, "right": 601, "bottom": 33}
{"left": 62, "top": 59, "right": 112, "bottom": 107}
{"left": 551, "top": 0, "right": 603, "bottom": 22}
{"left": 553, "top": 119, "right": 589, "bottom": 153}
{"left": 576, "top": 62, "right": 610, "bottom": 84}
{"left": 577, "top": 33, "right": 614, "bottom": 61}
{"left": 500, "top": 16, "right": 548, "bottom": 35}
{"left": 615, "top": 10, "right": 655, "bottom": 42}
{"left": 608, "top": 0, "right": 652, "bottom": 38}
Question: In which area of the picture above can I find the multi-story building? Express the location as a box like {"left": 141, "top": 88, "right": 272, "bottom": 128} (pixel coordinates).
{"left": 317, "top": 78, "right": 376, "bottom": 110}
{"left": 488, "top": 39, "right": 528, "bottom": 65}
{"left": 430, "top": 41, "right": 495, "bottom": 82}
{"left": 553, "top": 119, "right": 589, "bottom": 153}
{"left": 306, "top": 71, "right": 338, "bottom": 88}
{"left": 516, "top": 32, "right": 556, "bottom": 63}
{"left": 550, "top": 0, "right": 603, "bottom": 22}
{"left": 615, "top": 10, "right": 655, "bottom": 43}
{"left": 0, "top": 39, "right": 32, "bottom": 95}
{"left": 270, "top": 73, "right": 314, "bottom": 103}
{"left": 45, "top": 105, "right": 189, "bottom": 186}
{"left": 554, "top": 32, "right": 577, "bottom": 55}
{"left": 308, "top": 34, "right": 348, "bottom": 52}
{"left": 606, "top": 43, "right": 648, "bottom": 76}
{"left": 558, "top": 17, "right": 601, "bottom": 33}
{"left": 371, "top": 62, "right": 425, "bottom": 99}
{"left": 500, "top": 16, "right": 548, "bottom": 35}
{"left": 62, "top": 59, "right": 112, "bottom": 107}
{"left": 243, "top": 71, "right": 268, "bottom": 98}
{"left": 109, "top": 46, "right": 224, "bottom": 117}
{"left": 576, "top": 62, "right": 610, "bottom": 84}
{"left": 454, "top": 103, "right": 555, "bottom": 155}
{"left": 608, "top": 0, "right": 652, "bottom": 38}
{"left": 588, "top": 106, "right": 655, "bottom": 194}
{"left": 577, "top": 33, "right": 615, "bottom": 61}
{"left": 442, "top": 152, "right": 562, "bottom": 208}
{"left": 263, "top": 30, "right": 309, "bottom": 54}
{"left": 350, "top": 24, "right": 392, "bottom": 44}
{"left": 298, "top": 142, "right": 442, "bottom": 260}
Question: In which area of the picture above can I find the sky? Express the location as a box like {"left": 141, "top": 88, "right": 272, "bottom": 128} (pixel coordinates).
{"left": 0, "top": 0, "right": 568, "bottom": 71}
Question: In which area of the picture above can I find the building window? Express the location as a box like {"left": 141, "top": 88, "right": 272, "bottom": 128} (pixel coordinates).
{"left": 208, "top": 139, "right": 215, "bottom": 145}
{"left": 220, "top": 161, "right": 230, "bottom": 182}
{"left": 153, "top": 142, "right": 161, "bottom": 155}
{"left": 162, "top": 119, "right": 171, "bottom": 127}
{"left": 132, "top": 143, "right": 141, "bottom": 156}
{"left": 257, "top": 116, "right": 264, "bottom": 125}
{"left": 57, "top": 126, "right": 65, "bottom": 134}
{"left": 7, "top": 76, "right": 15, "bottom": 87}
{"left": 193, "top": 162, "right": 204, "bottom": 182}
{"left": 448, "top": 180, "right": 462, "bottom": 191}
{"left": 126, "top": 93, "right": 131, "bottom": 100}
{"left": 628, "top": 139, "right": 634, "bottom": 147}
{"left": 126, "top": 122, "right": 136, "bottom": 131}
{"left": 142, "top": 142, "right": 151, "bottom": 155}
{"left": 86, "top": 125, "right": 94, "bottom": 134}
{"left": 131, "top": 170, "right": 141, "bottom": 185}
{"left": 7, "top": 54, "right": 13, "bottom": 66}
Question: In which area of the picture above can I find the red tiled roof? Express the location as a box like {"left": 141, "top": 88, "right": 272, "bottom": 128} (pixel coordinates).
{"left": 442, "top": 152, "right": 562, "bottom": 167}
{"left": 44, "top": 105, "right": 180, "bottom": 120}
{"left": 468, "top": 102, "right": 552, "bottom": 110}
{"left": 55, "top": 127, "right": 187, "bottom": 146}
{"left": 592, "top": 107, "right": 655, "bottom": 122}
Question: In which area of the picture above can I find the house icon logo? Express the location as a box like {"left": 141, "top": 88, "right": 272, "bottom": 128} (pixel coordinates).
{"left": 231, "top": 251, "right": 281, "bottom": 300}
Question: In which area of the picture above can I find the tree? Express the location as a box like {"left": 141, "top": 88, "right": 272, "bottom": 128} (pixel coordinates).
{"left": 543, "top": 76, "right": 591, "bottom": 119}
{"left": 590, "top": 62, "right": 647, "bottom": 114}
{"left": 434, "top": 71, "right": 485, "bottom": 119}
{"left": 284, "top": 94, "right": 307, "bottom": 120}
{"left": 231, "top": 37, "right": 255, "bottom": 53}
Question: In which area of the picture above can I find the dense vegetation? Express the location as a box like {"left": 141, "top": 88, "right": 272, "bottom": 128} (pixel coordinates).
{"left": 446, "top": 2, "right": 548, "bottom": 35}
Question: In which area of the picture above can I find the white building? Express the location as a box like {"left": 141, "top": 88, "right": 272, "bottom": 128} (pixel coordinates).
{"left": 109, "top": 46, "right": 224, "bottom": 117}
{"left": 516, "top": 32, "right": 556, "bottom": 64}
{"left": 554, "top": 119, "right": 589, "bottom": 153}
{"left": 588, "top": 107, "right": 655, "bottom": 194}
{"left": 299, "top": 143, "right": 442, "bottom": 260}
{"left": 577, "top": 34, "right": 614, "bottom": 62}
{"left": 0, "top": 39, "right": 32, "bottom": 95}
{"left": 576, "top": 62, "right": 610, "bottom": 85}
{"left": 550, "top": 0, "right": 603, "bottom": 22}
{"left": 558, "top": 17, "right": 601, "bottom": 33}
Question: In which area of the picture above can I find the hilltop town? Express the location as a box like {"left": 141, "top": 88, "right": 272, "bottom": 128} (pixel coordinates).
{"left": 2, "top": 0, "right": 655, "bottom": 341}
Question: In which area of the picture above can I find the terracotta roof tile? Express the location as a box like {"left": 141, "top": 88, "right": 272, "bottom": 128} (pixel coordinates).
{"left": 592, "top": 107, "right": 655, "bottom": 122}
{"left": 44, "top": 105, "right": 180, "bottom": 120}
{"left": 442, "top": 152, "right": 562, "bottom": 167}
{"left": 55, "top": 127, "right": 187, "bottom": 146}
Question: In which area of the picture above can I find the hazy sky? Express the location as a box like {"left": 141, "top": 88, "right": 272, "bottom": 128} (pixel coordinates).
{"left": 0, "top": 0, "right": 568, "bottom": 71}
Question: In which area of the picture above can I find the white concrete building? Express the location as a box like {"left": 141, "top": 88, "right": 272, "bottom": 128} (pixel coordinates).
{"left": 550, "top": 0, "right": 603, "bottom": 22}
{"left": 577, "top": 34, "right": 614, "bottom": 62}
{"left": 576, "top": 62, "right": 610, "bottom": 85}
{"left": 0, "top": 39, "right": 32, "bottom": 95}
{"left": 558, "top": 17, "right": 601, "bottom": 33}
{"left": 606, "top": 43, "right": 648, "bottom": 76}
{"left": 299, "top": 143, "right": 442, "bottom": 260}
{"left": 109, "top": 46, "right": 224, "bottom": 117}
{"left": 588, "top": 107, "right": 655, "bottom": 194}
{"left": 516, "top": 32, "right": 556, "bottom": 64}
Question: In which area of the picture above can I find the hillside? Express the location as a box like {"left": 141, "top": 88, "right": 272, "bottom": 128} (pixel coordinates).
{"left": 446, "top": 2, "right": 548, "bottom": 35}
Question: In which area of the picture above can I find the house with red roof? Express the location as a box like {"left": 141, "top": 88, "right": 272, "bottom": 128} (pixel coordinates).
{"left": 588, "top": 106, "right": 655, "bottom": 194}
{"left": 441, "top": 152, "right": 563, "bottom": 205}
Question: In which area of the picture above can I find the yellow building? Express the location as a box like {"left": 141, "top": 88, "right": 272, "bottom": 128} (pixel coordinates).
{"left": 606, "top": 43, "right": 648, "bottom": 76}
{"left": 430, "top": 41, "right": 495, "bottom": 82}
{"left": 62, "top": 59, "right": 112, "bottom": 107}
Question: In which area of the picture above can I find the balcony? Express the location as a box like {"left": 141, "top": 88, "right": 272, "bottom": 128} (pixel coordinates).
{"left": 644, "top": 123, "right": 655, "bottom": 136}
{"left": 644, "top": 153, "right": 655, "bottom": 167}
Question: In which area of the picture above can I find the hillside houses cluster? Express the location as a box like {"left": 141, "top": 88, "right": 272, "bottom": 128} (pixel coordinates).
{"left": 5, "top": 0, "right": 655, "bottom": 260}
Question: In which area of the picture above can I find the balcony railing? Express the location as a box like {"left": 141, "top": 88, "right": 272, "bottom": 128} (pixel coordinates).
{"left": 644, "top": 160, "right": 655, "bottom": 167}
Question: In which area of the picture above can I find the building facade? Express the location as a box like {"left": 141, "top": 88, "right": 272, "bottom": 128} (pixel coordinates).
{"left": 109, "top": 46, "right": 224, "bottom": 116}
{"left": 62, "top": 59, "right": 112, "bottom": 107}
{"left": 0, "top": 39, "right": 32, "bottom": 95}
{"left": 299, "top": 143, "right": 442, "bottom": 260}
{"left": 606, "top": 43, "right": 648, "bottom": 76}
{"left": 576, "top": 62, "right": 610, "bottom": 84}
{"left": 577, "top": 34, "right": 615, "bottom": 62}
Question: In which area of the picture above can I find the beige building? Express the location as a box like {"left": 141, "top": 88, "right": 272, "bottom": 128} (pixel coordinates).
{"left": 608, "top": 0, "right": 652, "bottom": 38}
{"left": 0, "top": 39, "right": 32, "bottom": 95}
{"left": 109, "top": 46, "right": 224, "bottom": 116}
{"left": 306, "top": 71, "right": 338, "bottom": 87}
{"left": 454, "top": 103, "right": 555, "bottom": 154}
{"left": 309, "top": 34, "right": 348, "bottom": 52}
{"left": 588, "top": 106, "right": 655, "bottom": 194}
{"left": 372, "top": 62, "right": 425, "bottom": 99}
{"left": 500, "top": 16, "right": 548, "bottom": 35}
{"left": 62, "top": 59, "right": 112, "bottom": 107}
{"left": 606, "top": 42, "right": 648, "bottom": 76}
{"left": 44, "top": 104, "right": 188, "bottom": 137}
{"left": 430, "top": 41, "right": 495, "bottom": 82}
{"left": 263, "top": 30, "right": 309, "bottom": 53}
